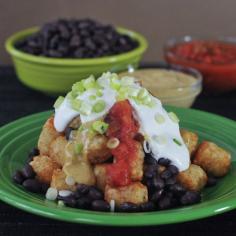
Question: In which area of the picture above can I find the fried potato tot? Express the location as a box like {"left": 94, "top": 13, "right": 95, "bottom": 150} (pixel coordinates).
{"left": 49, "top": 136, "right": 67, "bottom": 166}
{"left": 177, "top": 164, "right": 207, "bottom": 191}
{"left": 38, "top": 117, "right": 61, "bottom": 155}
{"left": 51, "top": 169, "right": 76, "bottom": 191}
{"left": 180, "top": 129, "right": 198, "bottom": 157}
{"left": 193, "top": 141, "right": 231, "bottom": 177}
{"left": 30, "top": 155, "right": 60, "bottom": 184}
{"left": 94, "top": 164, "right": 107, "bottom": 191}
{"left": 105, "top": 182, "right": 148, "bottom": 205}
{"left": 129, "top": 142, "right": 144, "bottom": 181}
{"left": 87, "top": 134, "right": 111, "bottom": 164}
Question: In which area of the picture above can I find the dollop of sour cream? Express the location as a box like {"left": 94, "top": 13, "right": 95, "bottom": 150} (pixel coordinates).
{"left": 54, "top": 72, "right": 190, "bottom": 171}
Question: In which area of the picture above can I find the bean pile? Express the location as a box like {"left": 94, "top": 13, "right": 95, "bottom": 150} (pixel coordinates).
{"left": 13, "top": 148, "right": 208, "bottom": 213}
{"left": 13, "top": 148, "right": 49, "bottom": 194}
{"left": 58, "top": 184, "right": 110, "bottom": 212}
{"left": 142, "top": 154, "right": 201, "bottom": 210}
{"left": 15, "top": 18, "right": 139, "bottom": 59}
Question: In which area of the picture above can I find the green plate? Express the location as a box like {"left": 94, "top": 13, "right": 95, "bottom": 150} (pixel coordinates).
{"left": 0, "top": 107, "right": 236, "bottom": 226}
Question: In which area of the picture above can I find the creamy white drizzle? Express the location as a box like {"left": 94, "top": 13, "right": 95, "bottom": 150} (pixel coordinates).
{"left": 54, "top": 72, "right": 190, "bottom": 171}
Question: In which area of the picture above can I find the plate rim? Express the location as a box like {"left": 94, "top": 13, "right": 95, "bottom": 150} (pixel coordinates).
{"left": 0, "top": 107, "right": 236, "bottom": 226}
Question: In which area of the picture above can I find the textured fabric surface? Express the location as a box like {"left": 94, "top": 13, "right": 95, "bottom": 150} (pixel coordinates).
{"left": 0, "top": 65, "right": 236, "bottom": 236}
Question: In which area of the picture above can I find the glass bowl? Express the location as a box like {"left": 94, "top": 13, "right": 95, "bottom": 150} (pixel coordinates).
{"left": 119, "top": 63, "right": 202, "bottom": 108}
{"left": 164, "top": 36, "right": 236, "bottom": 93}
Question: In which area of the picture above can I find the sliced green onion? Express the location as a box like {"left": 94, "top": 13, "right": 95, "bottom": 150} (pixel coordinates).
{"left": 142, "top": 95, "right": 152, "bottom": 105}
{"left": 120, "top": 76, "right": 135, "bottom": 86}
{"left": 89, "top": 95, "right": 97, "bottom": 101}
{"left": 71, "top": 99, "right": 82, "bottom": 111}
{"left": 66, "top": 92, "right": 75, "bottom": 101}
{"left": 53, "top": 96, "right": 64, "bottom": 109}
{"left": 83, "top": 75, "right": 96, "bottom": 90}
{"left": 110, "top": 76, "right": 121, "bottom": 90}
{"left": 92, "top": 100, "right": 106, "bottom": 113}
{"left": 128, "top": 87, "right": 139, "bottom": 97}
{"left": 79, "top": 102, "right": 92, "bottom": 115}
{"left": 173, "top": 138, "right": 182, "bottom": 146}
{"left": 75, "top": 143, "right": 83, "bottom": 154}
{"left": 146, "top": 99, "right": 156, "bottom": 108}
{"left": 92, "top": 120, "right": 109, "bottom": 134}
{"left": 155, "top": 113, "right": 165, "bottom": 124}
{"left": 168, "top": 112, "right": 180, "bottom": 123}
{"left": 137, "top": 88, "right": 148, "bottom": 99}
{"left": 72, "top": 81, "right": 85, "bottom": 94}
{"left": 96, "top": 89, "right": 103, "bottom": 97}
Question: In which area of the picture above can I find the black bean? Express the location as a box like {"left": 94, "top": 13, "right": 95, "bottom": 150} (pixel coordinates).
{"left": 168, "top": 165, "right": 179, "bottom": 175}
{"left": 157, "top": 196, "right": 172, "bottom": 210}
{"left": 152, "top": 177, "right": 165, "bottom": 190}
{"left": 160, "top": 170, "right": 172, "bottom": 179}
{"left": 144, "top": 155, "right": 158, "bottom": 166}
{"left": 144, "top": 165, "right": 157, "bottom": 179}
{"left": 145, "top": 179, "right": 153, "bottom": 189}
{"left": 76, "top": 197, "right": 91, "bottom": 209}
{"left": 49, "top": 35, "right": 59, "bottom": 49}
{"left": 41, "top": 183, "right": 50, "bottom": 194}
{"left": 70, "top": 35, "right": 81, "bottom": 47}
{"left": 12, "top": 170, "right": 25, "bottom": 184}
{"left": 22, "top": 179, "right": 42, "bottom": 193}
{"left": 165, "top": 177, "right": 177, "bottom": 186}
{"left": 76, "top": 184, "right": 90, "bottom": 195}
{"left": 21, "top": 164, "right": 35, "bottom": 179}
{"left": 15, "top": 19, "right": 139, "bottom": 59}
{"left": 140, "top": 202, "right": 155, "bottom": 212}
{"left": 91, "top": 200, "right": 110, "bottom": 212}
{"left": 158, "top": 158, "right": 171, "bottom": 167}
{"left": 180, "top": 191, "right": 201, "bottom": 205}
{"left": 118, "top": 202, "right": 140, "bottom": 212}
{"left": 206, "top": 176, "right": 217, "bottom": 187}
{"left": 150, "top": 189, "right": 163, "bottom": 202}
{"left": 168, "top": 183, "right": 186, "bottom": 196}
{"left": 48, "top": 49, "right": 62, "bottom": 58}
{"left": 87, "top": 187, "right": 103, "bottom": 200}
{"left": 63, "top": 196, "right": 77, "bottom": 208}
{"left": 28, "top": 148, "right": 39, "bottom": 162}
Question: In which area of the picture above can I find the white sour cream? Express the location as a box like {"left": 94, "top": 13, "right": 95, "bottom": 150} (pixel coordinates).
{"left": 54, "top": 72, "right": 190, "bottom": 171}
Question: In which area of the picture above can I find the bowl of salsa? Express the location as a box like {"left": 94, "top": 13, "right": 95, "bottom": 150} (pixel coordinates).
{"left": 164, "top": 36, "right": 236, "bottom": 93}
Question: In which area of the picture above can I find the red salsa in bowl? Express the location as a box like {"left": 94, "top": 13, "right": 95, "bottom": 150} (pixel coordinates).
{"left": 164, "top": 37, "right": 236, "bottom": 93}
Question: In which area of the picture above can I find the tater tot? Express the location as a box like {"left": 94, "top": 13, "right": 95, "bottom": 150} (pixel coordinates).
{"left": 38, "top": 117, "right": 61, "bottom": 155}
{"left": 87, "top": 134, "right": 111, "bottom": 164}
{"left": 129, "top": 142, "right": 144, "bottom": 181}
{"left": 30, "top": 155, "right": 60, "bottom": 184}
{"left": 49, "top": 136, "right": 67, "bottom": 167}
{"left": 105, "top": 182, "right": 148, "bottom": 205}
{"left": 193, "top": 141, "right": 231, "bottom": 177}
{"left": 94, "top": 164, "right": 107, "bottom": 191}
{"left": 180, "top": 129, "right": 199, "bottom": 157}
{"left": 51, "top": 169, "right": 76, "bottom": 191}
{"left": 177, "top": 164, "right": 207, "bottom": 191}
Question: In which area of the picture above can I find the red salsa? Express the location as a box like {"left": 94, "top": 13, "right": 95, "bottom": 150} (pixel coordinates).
{"left": 171, "top": 40, "right": 236, "bottom": 64}
{"left": 105, "top": 100, "right": 140, "bottom": 187}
